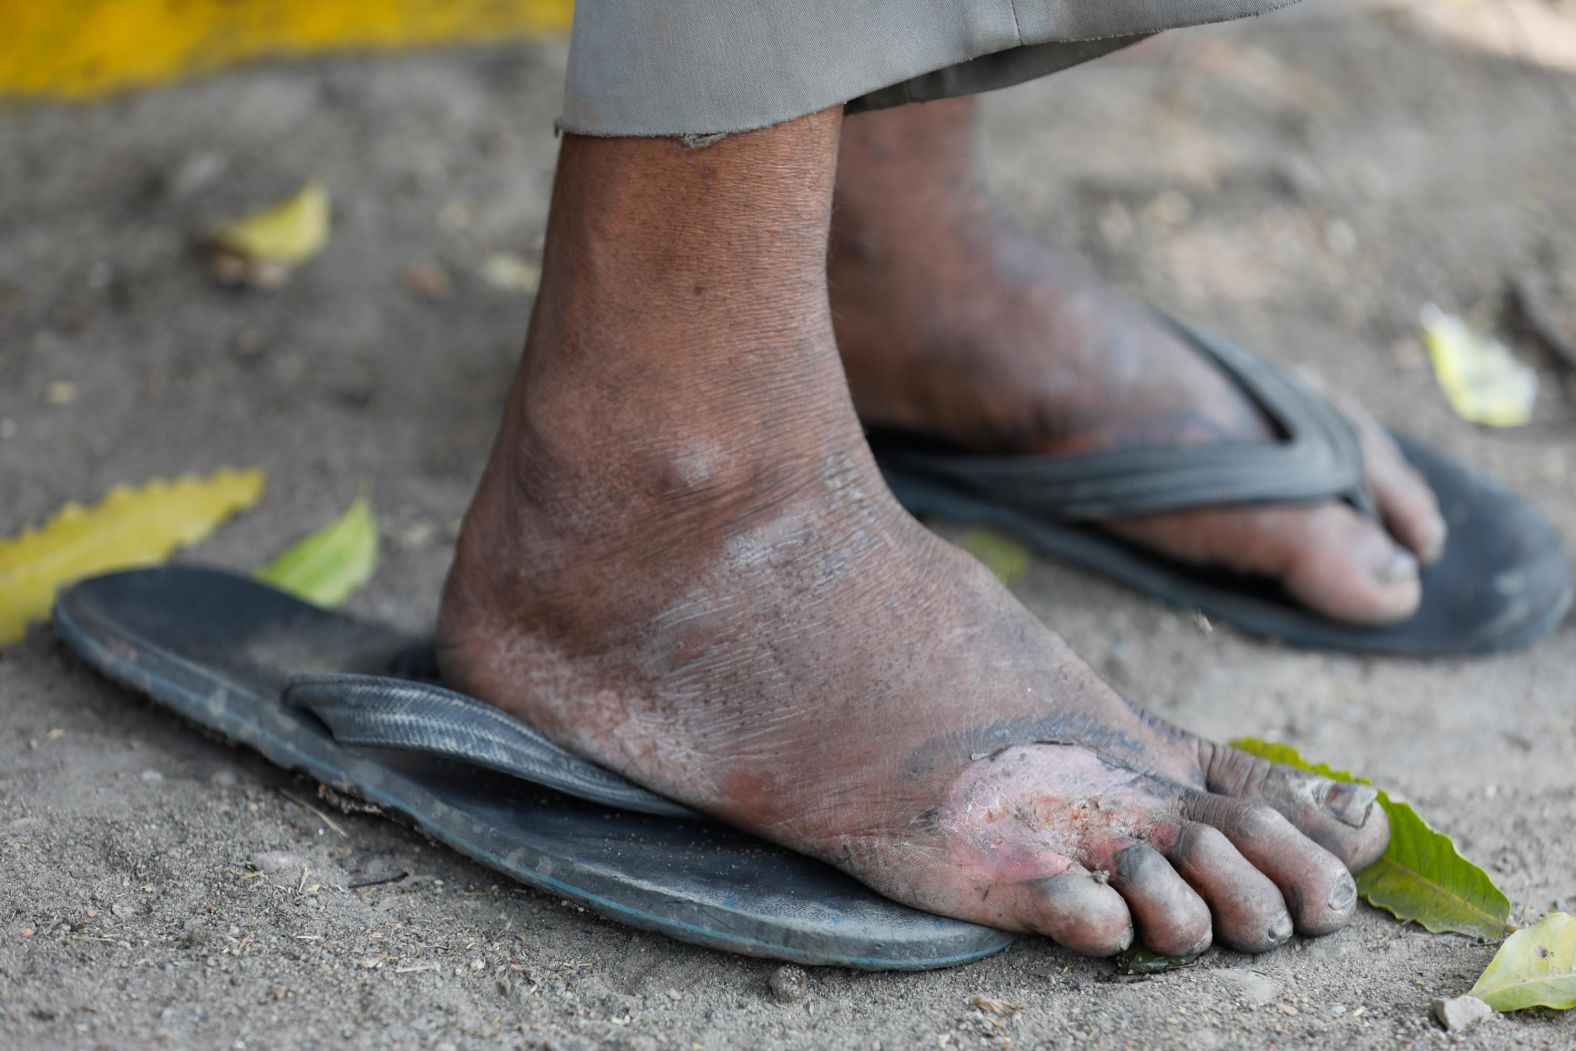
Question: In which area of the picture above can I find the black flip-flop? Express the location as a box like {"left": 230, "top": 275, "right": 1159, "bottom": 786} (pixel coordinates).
{"left": 53, "top": 566, "right": 1013, "bottom": 970}
{"left": 870, "top": 323, "right": 1572, "bottom": 656}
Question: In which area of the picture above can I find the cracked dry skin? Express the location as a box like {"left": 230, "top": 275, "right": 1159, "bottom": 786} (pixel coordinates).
{"left": 434, "top": 107, "right": 1388, "bottom": 961}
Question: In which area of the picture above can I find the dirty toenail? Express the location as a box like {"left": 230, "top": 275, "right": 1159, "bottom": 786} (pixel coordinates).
{"left": 1327, "top": 872, "right": 1357, "bottom": 912}
{"left": 1268, "top": 913, "right": 1294, "bottom": 945}
{"left": 1321, "top": 781, "right": 1379, "bottom": 828}
{"left": 1182, "top": 929, "right": 1214, "bottom": 959}
{"left": 1370, "top": 546, "right": 1419, "bottom": 587}
{"left": 1116, "top": 924, "right": 1135, "bottom": 953}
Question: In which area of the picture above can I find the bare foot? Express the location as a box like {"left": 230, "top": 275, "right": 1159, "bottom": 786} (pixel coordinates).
{"left": 831, "top": 98, "right": 1447, "bottom": 625}
{"left": 437, "top": 113, "right": 1387, "bottom": 958}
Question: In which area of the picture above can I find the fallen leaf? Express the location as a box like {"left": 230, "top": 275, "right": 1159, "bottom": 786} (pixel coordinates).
{"left": 1471, "top": 912, "right": 1576, "bottom": 1011}
{"left": 1420, "top": 304, "right": 1537, "bottom": 427}
{"left": 479, "top": 252, "right": 541, "bottom": 294}
{"left": 1229, "top": 738, "right": 1511, "bottom": 939}
{"left": 958, "top": 529, "right": 1032, "bottom": 586}
{"left": 1113, "top": 946, "right": 1196, "bottom": 975}
{"left": 1, "top": 469, "right": 265, "bottom": 645}
{"left": 256, "top": 490, "right": 377, "bottom": 608}
{"left": 212, "top": 179, "right": 330, "bottom": 266}
{"left": 970, "top": 994, "right": 1021, "bottom": 1016}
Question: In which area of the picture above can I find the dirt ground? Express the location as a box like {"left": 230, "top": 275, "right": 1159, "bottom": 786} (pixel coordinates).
{"left": 4, "top": 2, "right": 1576, "bottom": 1048}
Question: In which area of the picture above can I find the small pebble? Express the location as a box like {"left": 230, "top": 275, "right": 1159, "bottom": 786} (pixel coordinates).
{"left": 139, "top": 769, "right": 164, "bottom": 783}
{"left": 1432, "top": 995, "right": 1493, "bottom": 1033}
{"left": 250, "top": 851, "right": 309, "bottom": 875}
{"left": 768, "top": 964, "right": 808, "bottom": 1004}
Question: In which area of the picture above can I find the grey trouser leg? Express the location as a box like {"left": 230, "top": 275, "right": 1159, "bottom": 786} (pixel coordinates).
{"left": 560, "top": 0, "right": 1302, "bottom": 137}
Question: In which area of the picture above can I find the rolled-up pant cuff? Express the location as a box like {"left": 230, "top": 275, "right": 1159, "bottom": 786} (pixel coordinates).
{"left": 560, "top": 0, "right": 1303, "bottom": 139}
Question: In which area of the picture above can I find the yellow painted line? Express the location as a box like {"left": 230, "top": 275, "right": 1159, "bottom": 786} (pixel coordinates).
{"left": 0, "top": 0, "right": 574, "bottom": 100}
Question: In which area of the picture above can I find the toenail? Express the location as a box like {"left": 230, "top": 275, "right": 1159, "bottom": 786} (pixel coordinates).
{"left": 1268, "top": 913, "right": 1294, "bottom": 945}
{"left": 1327, "top": 873, "right": 1357, "bottom": 912}
{"left": 1370, "top": 546, "right": 1418, "bottom": 587}
{"left": 1182, "top": 929, "right": 1213, "bottom": 959}
{"left": 1116, "top": 923, "right": 1135, "bottom": 953}
{"left": 1321, "top": 781, "right": 1379, "bottom": 828}
{"left": 1420, "top": 517, "right": 1448, "bottom": 563}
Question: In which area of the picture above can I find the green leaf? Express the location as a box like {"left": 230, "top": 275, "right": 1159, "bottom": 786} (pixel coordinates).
{"left": 257, "top": 490, "right": 377, "bottom": 608}
{"left": 1471, "top": 912, "right": 1576, "bottom": 1011}
{"left": 958, "top": 529, "right": 1031, "bottom": 586}
{"left": 1229, "top": 738, "right": 1512, "bottom": 939}
{"left": 2, "top": 469, "right": 265, "bottom": 645}
{"left": 1114, "top": 946, "right": 1198, "bottom": 975}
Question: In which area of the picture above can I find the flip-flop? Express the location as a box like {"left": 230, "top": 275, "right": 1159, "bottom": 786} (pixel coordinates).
{"left": 53, "top": 566, "right": 1013, "bottom": 970}
{"left": 870, "top": 323, "right": 1572, "bottom": 656}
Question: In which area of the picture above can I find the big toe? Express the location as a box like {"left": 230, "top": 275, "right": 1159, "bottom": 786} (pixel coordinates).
{"left": 1111, "top": 501, "right": 1422, "bottom": 625}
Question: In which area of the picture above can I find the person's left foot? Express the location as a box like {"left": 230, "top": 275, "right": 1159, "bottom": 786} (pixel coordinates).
{"left": 829, "top": 99, "right": 1447, "bottom": 625}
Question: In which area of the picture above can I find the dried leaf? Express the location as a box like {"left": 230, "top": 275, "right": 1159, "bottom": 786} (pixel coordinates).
{"left": 1471, "top": 912, "right": 1576, "bottom": 1012}
{"left": 479, "top": 252, "right": 541, "bottom": 294}
{"left": 1229, "top": 738, "right": 1512, "bottom": 939}
{"left": 1420, "top": 304, "right": 1537, "bottom": 427}
{"left": 212, "top": 179, "right": 329, "bottom": 265}
{"left": 256, "top": 490, "right": 377, "bottom": 608}
{"left": 958, "top": 529, "right": 1032, "bottom": 586}
{"left": 970, "top": 994, "right": 1021, "bottom": 1016}
{"left": 1, "top": 469, "right": 265, "bottom": 644}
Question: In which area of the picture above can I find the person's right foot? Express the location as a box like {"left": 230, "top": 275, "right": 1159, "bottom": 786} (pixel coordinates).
{"left": 438, "top": 113, "right": 1387, "bottom": 958}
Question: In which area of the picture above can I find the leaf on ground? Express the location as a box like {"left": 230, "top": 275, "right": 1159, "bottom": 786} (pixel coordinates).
{"left": 479, "top": 251, "right": 541, "bottom": 294}
{"left": 211, "top": 178, "right": 329, "bottom": 265}
{"left": 0, "top": 469, "right": 265, "bottom": 645}
{"left": 1114, "top": 946, "right": 1198, "bottom": 975}
{"left": 958, "top": 529, "right": 1031, "bottom": 586}
{"left": 1229, "top": 738, "right": 1512, "bottom": 940}
{"left": 1471, "top": 912, "right": 1576, "bottom": 1011}
{"left": 256, "top": 490, "right": 377, "bottom": 608}
{"left": 1420, "top": 303, "right": 1537, "bottom": 427}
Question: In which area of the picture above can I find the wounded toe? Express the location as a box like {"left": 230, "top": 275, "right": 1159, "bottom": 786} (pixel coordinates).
{"left": 1022, "top": 866, "right": 1135, "bottom": 956}
{"left": 1108, "top": 843, "right": 1213, "bottom": 957}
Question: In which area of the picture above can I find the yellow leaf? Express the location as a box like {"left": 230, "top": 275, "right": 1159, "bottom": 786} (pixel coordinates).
{"left": 256, "top": 490, "right": 378, "bottom": 608}
{"left": 0, "top": 469, "right": 265, "bottom": 645}
{"left": 212, "top": 179, "right": 329, "bottom": 265}
{"left": 1421, "top": 304, "right": 1537, "bottom": 428}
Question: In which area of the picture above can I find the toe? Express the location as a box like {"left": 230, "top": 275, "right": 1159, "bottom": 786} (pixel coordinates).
{"left": 1109, "top": 501, "right": 1423, "bottom": 625}
{"left": 1268, "top": 502, "right": 1422, "bottom": 625}
{"left": 1017, "top": 865, "right": 1135, "bottom": 956}
{"left": 1107, "top": 843, "right": 1213, "bottom": 957}
{"left": 1198, "top": 741, "right": 1390, "bottom": 872}
{"left": 1321, "top": 385, "right": 1448, "bottom": 564}
{"left": 1181, "top": 792, "right": 1358, "bottom": 938}
{"left": 1167, "top": 822, "right": 1292, "bottom": 953}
